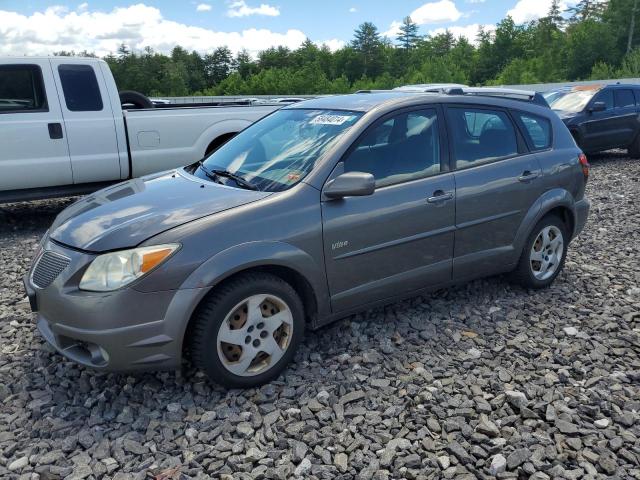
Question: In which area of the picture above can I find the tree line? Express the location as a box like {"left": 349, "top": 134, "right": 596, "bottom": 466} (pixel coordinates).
{"left": 58, "top": 0, "right": 640, "bottom": 96}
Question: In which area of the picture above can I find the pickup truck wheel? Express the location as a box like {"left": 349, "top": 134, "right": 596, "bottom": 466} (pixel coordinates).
{"left": 510, "top": 215, "right": 568, "bottom": 289}
{"left": 119, "top": 90, "right": 154, "bottom": 109}
{"left": 190, "top": 273, "right": 304, "bottom": 388}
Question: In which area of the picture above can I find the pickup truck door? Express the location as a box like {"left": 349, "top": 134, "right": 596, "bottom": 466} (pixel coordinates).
{"left": 0, "top": 60, "right": 72, "bottom": 193}
{"left": 49, "top": 59, "right": 121, "bottom": 184}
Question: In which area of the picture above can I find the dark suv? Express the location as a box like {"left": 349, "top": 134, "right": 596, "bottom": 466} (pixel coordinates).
{"left": 25, "top": 92, "right": 590, "bottom": 387}
{"left": 552, "top": 84, "right": 640, "bottom": 155}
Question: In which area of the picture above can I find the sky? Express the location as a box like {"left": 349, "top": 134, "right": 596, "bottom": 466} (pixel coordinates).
{"left": 0, "top": 0, "right": 579, "bottom": 57}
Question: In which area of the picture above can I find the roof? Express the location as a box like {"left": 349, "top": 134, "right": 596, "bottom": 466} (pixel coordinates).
{"left": 286, "top": 91, "right": 433, "bottom": 112}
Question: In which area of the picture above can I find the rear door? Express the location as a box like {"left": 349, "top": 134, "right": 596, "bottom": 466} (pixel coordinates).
{"left": 322, "top": 106, "right": 456, "bottom": 312}
{"left": 612, "top": 88, "right": 638, "bottom": 147}
{"left": 49, "top": 59, "right": 121, "bottom": 184}
{"left": 0, "top": 61, "right": 72, "bottom": 192}
{"left": 446, "top": 105, "right": 545, "bottom": 280}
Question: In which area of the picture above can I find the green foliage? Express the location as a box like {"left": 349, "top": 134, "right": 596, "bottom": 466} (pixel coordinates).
{"left": 67, "top": 1, "right": 640, "bottom": 96}
{"left": 397, "top": 17, "right": 420, "bottom": 50}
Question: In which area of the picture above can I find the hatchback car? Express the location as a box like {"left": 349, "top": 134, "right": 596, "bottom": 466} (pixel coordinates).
{"left": 25, "top": 92, "right": 590, "bottom": 387}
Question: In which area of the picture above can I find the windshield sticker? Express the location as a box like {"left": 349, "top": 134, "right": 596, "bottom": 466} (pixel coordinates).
{"left": 310, "top": 114, "right": 355, "bottom": 126}
{"left": 287, "top": 171, "right": 302, "bottom": 182}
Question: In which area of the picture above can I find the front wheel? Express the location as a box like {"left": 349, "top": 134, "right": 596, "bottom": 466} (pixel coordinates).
{"left": 189, "top": 273, "right": 304, "bottom": 388}
{"left": 510, "top": 215, "right": 568, "bottom": 289}
{"left": 628, "top": 133, "right": 640, "bottom": 158}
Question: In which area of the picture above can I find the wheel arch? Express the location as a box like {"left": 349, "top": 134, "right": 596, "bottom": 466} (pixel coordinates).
{"left": 513, "top": 189, "right": 578, "bottom": 262}
{"left": 178, "top": 241, "right": 329, "bottom": 355}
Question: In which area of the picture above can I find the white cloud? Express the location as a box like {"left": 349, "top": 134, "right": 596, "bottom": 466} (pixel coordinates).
{"left": 196, "top": 3, "right": 212, "bottom": 12}
{"left": 77, "top": 2, "right": 89, "bottom": 12}
{"left": 506, "top": 0, "right": 576, "bottom": 24}
{"left": 0, "top": 4, "right": 306, "bottom": 57}
{"left": 317, "top": 39, "right": 346, "bottom": 51}
{"left": 227, "top": 0, "right": 280, "bottom": 17}
{"left": 429, "top": 23, "right": 496, "bottom": 44}
{"left": 410, "top": 0, "right": 463, "bottom": 25}
{"left": 349, "top": 7, "right": 357, "bottom": 13}
{"left": 382, "top": 21, "right": 403, "bottom": 39}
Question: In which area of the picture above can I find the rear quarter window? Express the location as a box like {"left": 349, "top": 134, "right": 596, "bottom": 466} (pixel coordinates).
{"left": 515, "top": 112, "right": 552, "bottom": 150}
{"left": 58, "top": 64, "right": 103, "bottom": 112}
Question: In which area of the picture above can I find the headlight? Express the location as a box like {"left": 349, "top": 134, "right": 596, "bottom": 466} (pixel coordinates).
{"left": 79, "top": 244, "right": 179, "bottom": 292}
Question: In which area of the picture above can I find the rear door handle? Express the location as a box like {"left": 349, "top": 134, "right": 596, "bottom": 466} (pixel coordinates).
{"left": 518, "top": 170, "right": 540, "bottom": 182}
{"left": 427, "top": 190, "right": 454, "bottom": 204}
{"left": 48, "top": 123, "right": 63, "bottom": 140}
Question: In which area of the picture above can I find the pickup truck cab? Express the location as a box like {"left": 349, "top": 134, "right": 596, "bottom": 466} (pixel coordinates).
{"left": 0, "top": 57, "right": 280, "bottom": 202}
{"left": 552, "top": 83, "right": 640, "bottom": 155}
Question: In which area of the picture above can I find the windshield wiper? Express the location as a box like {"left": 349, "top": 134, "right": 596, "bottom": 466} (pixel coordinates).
{"left": 197, "top": 161, "right": 259, "bottom": 191}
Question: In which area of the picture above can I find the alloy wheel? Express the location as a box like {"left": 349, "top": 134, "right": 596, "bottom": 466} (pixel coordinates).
{"left": 530, "top": 225, "right": 564, "bottom": 281}
{"left": 216, "top": 294, "right": 293, "bottom": 376}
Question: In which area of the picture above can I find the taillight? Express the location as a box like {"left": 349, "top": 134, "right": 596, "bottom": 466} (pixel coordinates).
{"left": 578, "top": 153, "right": 589, "bottom": 181}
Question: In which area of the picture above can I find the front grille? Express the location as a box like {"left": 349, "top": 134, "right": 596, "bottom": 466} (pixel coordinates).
{"left": 32, "top": 251, "right": 70, "bottom": 289}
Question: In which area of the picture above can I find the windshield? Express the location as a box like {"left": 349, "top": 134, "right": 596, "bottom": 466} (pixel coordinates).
{"left": 552, "top": 90, "right": 598, "bottom": 113}
{"left": 193, "top": 109, "right": 363, "bottom": 192}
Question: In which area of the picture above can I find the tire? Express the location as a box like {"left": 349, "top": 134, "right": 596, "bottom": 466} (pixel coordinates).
{"left": 119, "top": 90, "right": 154, "bottom": 109}
{"left": 510, "top": 215, "right": 569, "bottom": 289}
{"left": 189, "top": 272, "right": 304, "bottom": 388}
{"left": 628, "top": 133, "right": 640, "bottom": 158}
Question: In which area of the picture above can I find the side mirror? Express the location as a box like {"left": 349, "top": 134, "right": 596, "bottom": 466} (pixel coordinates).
{"left": 589, "top": 101, "right": 606, "bottom": 113}
{"left": 324, "top": 172, "right": 375, "bottom": 199}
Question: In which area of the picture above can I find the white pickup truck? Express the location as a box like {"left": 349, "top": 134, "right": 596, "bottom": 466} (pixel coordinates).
{"left": 0, "top": 57, "right": 281, "bottom": 202}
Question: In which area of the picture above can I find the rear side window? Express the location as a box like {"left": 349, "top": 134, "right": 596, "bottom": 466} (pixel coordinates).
{"left": 58, "top": 64, "right": 103, "bottom": 111}
{"left": 516, "top": 113, "right": 552, "bottom": 150}
{"left": 0, "top": 65, "right": 48, "bottom": 113}
{"left": 448, "top": 107, "right": 518, "bottom": 169}
{"left": 614, "top": 89, "right": 635, "bottom": 108}
{"left": 344, "top": 109, "right": 441, "bottom": 187}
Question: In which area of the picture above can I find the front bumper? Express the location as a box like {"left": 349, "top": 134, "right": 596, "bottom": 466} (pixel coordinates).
{"left": 24, "top": 240, "right": 207, "bottom": 372}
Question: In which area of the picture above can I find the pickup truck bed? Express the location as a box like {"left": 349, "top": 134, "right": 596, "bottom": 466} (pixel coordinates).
{"left": 0, "top": 57, "right": 280, "bottom": 202}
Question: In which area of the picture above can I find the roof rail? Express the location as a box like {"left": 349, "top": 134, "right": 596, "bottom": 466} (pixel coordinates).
{"left": 443, "top": 87, "right": 550, "bottom": 107}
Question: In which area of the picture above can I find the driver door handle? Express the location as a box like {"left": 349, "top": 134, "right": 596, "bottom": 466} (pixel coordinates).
{"left": 518, "top": 170, "right": 540, "bottom": 182}
{"left": 427, "top": 190, "right": 454, "bottom": 204}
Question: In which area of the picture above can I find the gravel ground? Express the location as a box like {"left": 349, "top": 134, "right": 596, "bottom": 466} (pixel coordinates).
{"left": 0, "top": 153, "right": 639, "bottom": 480}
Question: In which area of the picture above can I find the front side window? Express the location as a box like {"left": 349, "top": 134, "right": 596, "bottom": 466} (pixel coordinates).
{"left": 517, "top": 112, "right": 552, "bottom": 150}
{"left": 448, "top": 107, "right": 518, "bottom": 169}
{"left": 194, "top": 109, "right": 362, "bottom": 192}
{"left": 593, "top": 89, "right": 614, "bottom": 110}
{"left": 58, "top": 65, "right": 103, "bottom": 111}
{"left": 614, "top": 89, "right": 635, "bottom": 108}
{"left": 344, "top": 109, "right": 441, "bottom": 187}
{"left": 0, "top": 65, "right": 47, "bottom": 113}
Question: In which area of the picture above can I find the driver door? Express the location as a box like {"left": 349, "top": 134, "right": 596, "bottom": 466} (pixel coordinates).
{"left": 321, "top": 107, "right": 456, "bottom": 313}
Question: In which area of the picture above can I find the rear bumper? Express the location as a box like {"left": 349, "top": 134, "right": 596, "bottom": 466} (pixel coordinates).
{"left": 573, "top": 197, "right": 590, "bottom": 238}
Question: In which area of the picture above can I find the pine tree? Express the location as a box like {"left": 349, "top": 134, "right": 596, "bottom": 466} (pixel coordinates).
{"left": 397, "top": 16, "right": 420, "bottom": 50}
{"left": 351, "top": 22, "right": 383, "bottom": 76}
{"left": 548, "top": 0, "right": 565, "bottom": 27}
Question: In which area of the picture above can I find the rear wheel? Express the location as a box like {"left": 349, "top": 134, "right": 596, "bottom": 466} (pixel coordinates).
{"left": 189, "top": 273, "right": 304, "bottom": 388}
{"left": 510, "top": 215, "right": 568, "bottom": 289}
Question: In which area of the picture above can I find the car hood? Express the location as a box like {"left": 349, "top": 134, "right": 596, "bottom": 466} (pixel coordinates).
{"left": 49, "top": 169, "right": 272, "bottom": 252}
{"left": 553, "top": 110, "right": 577, "bottom": 122}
